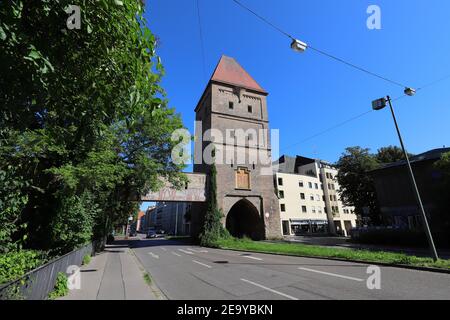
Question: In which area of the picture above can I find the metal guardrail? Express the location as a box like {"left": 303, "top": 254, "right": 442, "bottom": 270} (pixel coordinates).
{"left": 0, "top": 239, "right": 104, "bottom": 300}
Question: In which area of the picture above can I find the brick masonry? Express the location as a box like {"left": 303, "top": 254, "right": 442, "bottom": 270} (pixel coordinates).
{"left": 192, "top": 56, "right": 281, "bottom": 239}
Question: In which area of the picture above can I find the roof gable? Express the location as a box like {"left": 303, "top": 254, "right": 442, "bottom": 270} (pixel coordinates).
{"left": 210, "top": 55, "right": 267, "bottom": 94}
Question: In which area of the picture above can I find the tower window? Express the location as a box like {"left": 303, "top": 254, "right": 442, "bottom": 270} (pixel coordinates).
{"left": 248, "top": 105, "right": 252, "bottom": 113}
{"left": 229, "top": 101, "right": 234, "bottom": 109}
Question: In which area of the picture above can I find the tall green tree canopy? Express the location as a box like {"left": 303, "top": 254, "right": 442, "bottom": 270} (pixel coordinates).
{"left": 0, "top": 0, "right": 185, "bottom": 253}
{"left": 335, "top": 147, "right": 381, "bottom": 225}
{"left": 376, "top": 145, "right": 413, "bottom": 164}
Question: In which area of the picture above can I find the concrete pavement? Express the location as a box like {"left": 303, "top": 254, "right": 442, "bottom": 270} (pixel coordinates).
{"left": 132, "top": 237, "right": 450, "bottom": 300}
{"left": 60, "top": 240, "right": 163, "bottom": 300}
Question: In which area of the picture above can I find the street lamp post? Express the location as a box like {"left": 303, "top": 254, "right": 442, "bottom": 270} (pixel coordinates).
{"left": 372, "top": 95, "right": 439, "bottom": 261}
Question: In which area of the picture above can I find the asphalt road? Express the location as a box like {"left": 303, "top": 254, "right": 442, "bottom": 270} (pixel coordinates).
{"left": 131, "top": 237, "right": 450, "bottom": 300}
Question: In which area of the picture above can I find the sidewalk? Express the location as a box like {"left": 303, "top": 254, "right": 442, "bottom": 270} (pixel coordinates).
{"left": 60, "top": 241, "right": 163, "bottom": 300}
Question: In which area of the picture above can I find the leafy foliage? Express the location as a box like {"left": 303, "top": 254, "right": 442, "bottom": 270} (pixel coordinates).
{"left": 336, "top": 147, "right": 381, "bottom": 225}
{"left": 0, "top": 0, "right": 185, "bottom": 257}
{"left": 199, "top": 164, "right": 230, "bottom": 247}
{"left": 0, "top": 250, "right": 47, "bottom": 284}
{"left": 48, "top": 272, "right": 68, "bottom": 299}
{"left": 376, "top": 145, "right": 412, "bottom": 163}
{"left": 0, "top": 164, "right": 29, "bottom": 252}
{"left": 82, "top": 254, "right": 91, "bottom": 266}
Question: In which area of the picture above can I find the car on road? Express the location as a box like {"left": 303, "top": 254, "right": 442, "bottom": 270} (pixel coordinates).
{"left": 146, "top": 230, "right": 157, "bottom": 238}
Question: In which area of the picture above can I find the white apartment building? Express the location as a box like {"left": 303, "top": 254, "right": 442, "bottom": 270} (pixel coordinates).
{"left": 274, "top": 155, "right": 357, "bottom": 237}
{"left": 152, "top": 202, "right": 191, "bottom": 236}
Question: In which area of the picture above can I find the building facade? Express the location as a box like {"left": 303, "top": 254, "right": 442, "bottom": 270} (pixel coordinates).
{"left": 192, "top": 55, "right": 281, "bottom": 240}
{"left": 151, "top": 202, "right": 191, "bottom": 236}
{"left": 275, "top": 155, "right": 357, "bottom": 236}
{"left": 370, "top": 147, "right": 450, "bottom": 232}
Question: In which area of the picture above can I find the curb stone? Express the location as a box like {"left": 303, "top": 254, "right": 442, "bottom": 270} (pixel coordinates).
{"left": 128, "top": 248, "right": 168, "bottom": 300}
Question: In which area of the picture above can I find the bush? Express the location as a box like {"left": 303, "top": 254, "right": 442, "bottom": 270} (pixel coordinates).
{"left": 82, "top": 254, "right": 91, "bottom": 266}
{"left": 0, "top": 250, "right": 47, "bottom": 285}
{"left": 48, "top": 272, "right": 68, "bottom": 299}
{"left": 0, "top": 164, "right": 29, "bottom": 252}
{"left": 199, "top": 164, "right": 231, "bottom": 247}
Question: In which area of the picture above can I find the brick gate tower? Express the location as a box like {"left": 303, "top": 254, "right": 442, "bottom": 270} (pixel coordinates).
{"left": 192, "top": 55, "right": 281, "bottom": 240}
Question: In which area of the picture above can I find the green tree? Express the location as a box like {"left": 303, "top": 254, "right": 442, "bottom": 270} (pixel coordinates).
{"left": 199, "top": 164, "right": 230, "bottom": 246}
{"left": 0, "top": 0, "right": 185, "bottom": 253}
{"left": 376, "top": 145, "right": 413, "bottom": 164}
{"left": 336, "top": 147, "right": 381, "bottom": 225}
{"left": 0, "top": 163, "right": 28, "bottom": 252}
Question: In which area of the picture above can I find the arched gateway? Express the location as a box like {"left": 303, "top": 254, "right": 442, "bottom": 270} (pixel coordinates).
{"left": 226, "top": 199, "right": 265, "bottom": 240}
{"left": 191, "top": 55, "right": 281, "bottom": 240}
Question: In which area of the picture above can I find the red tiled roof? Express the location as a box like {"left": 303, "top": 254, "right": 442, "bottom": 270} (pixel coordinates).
{"left": 210, "top": 55, "right": 267, "bottom": 94}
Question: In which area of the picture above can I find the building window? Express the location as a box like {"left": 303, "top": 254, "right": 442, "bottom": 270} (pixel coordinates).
{"left": 299, "top": 181, "right": 304, "bottom": 187}
{"left": 312, "top": 206, "right": 316, "bottom": 213}
{"left": 308, "top": 182, "right": 313, "bottom": 188}
{"left": 315, "top": 183, "right": 318, "bottom": 189}
{"left": 310, "top": 194, "right": 314, "bottom": 201}
{"left": 302, "top": 206, "right": 307, "bottom": 213}
{"left": 248, "top": 105, "right": 253, "bottom": 113}
{"left": 280, "top": 204, "right": 286, "bottom": 212}
{"left": 279, "top": 190, "right": 284, "bottom": 199}
{"left": 229, "top": 101, "right": 234, "bottom": 109}
{"left": 278, "top": 178, "right": 283, "bottom": 186}
{"left": 300, "top": 193, "right": 305, "bottom": 200}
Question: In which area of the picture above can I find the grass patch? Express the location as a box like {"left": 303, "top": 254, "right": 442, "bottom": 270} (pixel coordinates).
{"left": 82, "top": 254, "right": 91, "bottom": 266}
{"left": 143, "top": 272, "right": 152, "bottom": 286}
{"left": 215, "top": 237, "right": 450, "bottom": 270}
{"left": 48, "top": 272, "right": 69, "bottom": 299}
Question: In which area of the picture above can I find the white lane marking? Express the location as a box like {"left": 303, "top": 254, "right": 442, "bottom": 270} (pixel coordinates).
{"left": 172, "top": 252, "right": 181, "bottom": 257}
{"left": 298, "top": 267, "right": 364, "bottom": 282}
{"left": 161, "top": 247, "right": 167, "bottom": 251}
{"left": 242, "top": 255, "right": 263, "bottom": 261}
{"left": 148, "top": 252, "right": 159, "bottom": 259}
{"left": 178, "top": 249, "right": 194, "bottom": 255}
{"left": 192, "top": 260, "right": 212, "bottom": 268}
{"left": 187, "top": 248, "right": 208, "bottom": 253}
{"left": 241, "top": 278, "right": 298, "bottom": 300}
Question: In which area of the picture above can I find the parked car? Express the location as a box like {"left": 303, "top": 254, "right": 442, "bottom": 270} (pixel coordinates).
{"left": 146, "top": 230, "right": 157, "bottom": 238}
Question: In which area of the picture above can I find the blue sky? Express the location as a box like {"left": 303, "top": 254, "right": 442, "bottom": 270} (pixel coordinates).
{"left": 140, "top": 0, "right": 450, "bottom": 210}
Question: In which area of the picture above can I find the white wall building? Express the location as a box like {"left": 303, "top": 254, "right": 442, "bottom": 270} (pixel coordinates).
{"left": 274, "top": 155, "right": 357, "bottom": 237}
{"left": 153, "top": 202, "right": 191, "bottom": 236}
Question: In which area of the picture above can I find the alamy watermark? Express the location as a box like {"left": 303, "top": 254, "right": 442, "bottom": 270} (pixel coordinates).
{"left": 67, "top": 265, "right": 81, "bottom": 290}
{"left": 65, "top": 5, "right": 81, "bottom": 30}
{"left": 171, "top": 122, "right": 280, "bottom": 176}
{"left": 367, "top": 5, "right": 382, "bottom": 30}
{"left": 366, "top": 265, "right": 381, "bottom": 290}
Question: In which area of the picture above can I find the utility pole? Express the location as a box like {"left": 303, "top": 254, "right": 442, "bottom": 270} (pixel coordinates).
{"left": 377, "top": 96, "right": 439, "bottom": 261}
